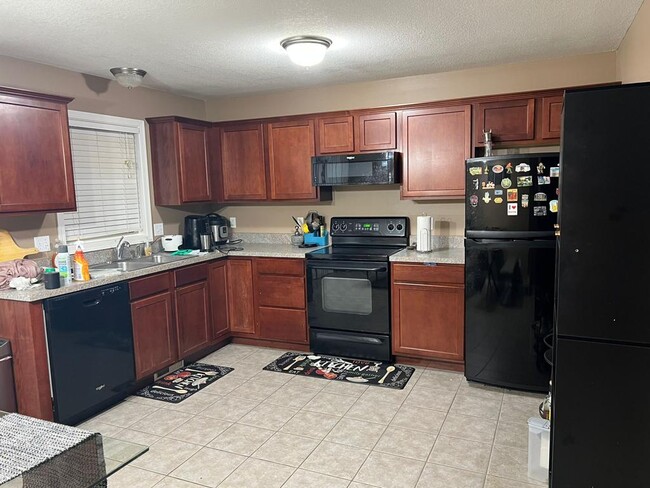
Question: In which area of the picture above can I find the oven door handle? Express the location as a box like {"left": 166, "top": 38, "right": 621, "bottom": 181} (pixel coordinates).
{"left": 307, "top": 264, "right": 388, "bottom": 273}
{"left": 316, "top": 332, "right": 384, "bottom": 345}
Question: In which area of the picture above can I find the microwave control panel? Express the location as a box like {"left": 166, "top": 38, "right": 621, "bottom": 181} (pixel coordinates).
{"left": 330, "top": 217, "right": 409, "bottom": 237}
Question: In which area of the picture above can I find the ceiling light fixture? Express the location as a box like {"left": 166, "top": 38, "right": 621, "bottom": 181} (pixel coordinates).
{"left": 280, "top": 36, "right": 332, "bottom": 67}
{"left": 109, "top": 67, "right": 147, "bottom": 88}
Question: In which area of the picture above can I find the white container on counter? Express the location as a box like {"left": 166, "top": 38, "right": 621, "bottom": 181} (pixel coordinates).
{"left": 162, "top": 235, "right": 183, "bottom": 252}
{"left": 416, "top": 215, "right": 432, "bottom": 252}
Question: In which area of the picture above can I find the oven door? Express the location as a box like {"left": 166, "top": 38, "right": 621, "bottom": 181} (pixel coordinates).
{"left": 307, "top": 260, "right": 390, "bottom": 334}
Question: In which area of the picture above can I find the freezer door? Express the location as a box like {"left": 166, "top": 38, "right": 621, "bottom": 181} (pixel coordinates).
{"left": 465, "top": 154, "right": 559, "bottom": 236}
{"left": 465, "top": 238, "right": 555, "bottom": 391}
{"left": 557, "top": 85, "right": 650, "bottom": 344}
{"left": 551, "top": 338, "right": 650, "bottom": 487}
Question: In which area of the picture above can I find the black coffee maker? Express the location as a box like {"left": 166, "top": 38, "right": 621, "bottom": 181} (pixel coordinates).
{"left": 183, "top": 215, "right": 209, "bottom": 249}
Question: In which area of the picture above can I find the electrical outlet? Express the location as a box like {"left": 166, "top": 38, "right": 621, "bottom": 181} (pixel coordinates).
{"left": 153, "top": 223, "right": 164, "bottom": 236}
{"left": 34, "top": 236, "right": 51, "bottom": 252}
{"left": 229, "top": 217, "right": 237, "bottom": 228}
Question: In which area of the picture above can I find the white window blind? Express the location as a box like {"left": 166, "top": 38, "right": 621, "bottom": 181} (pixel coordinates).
{"left": 58, "top": 111, "right": 152, "bottom": 251}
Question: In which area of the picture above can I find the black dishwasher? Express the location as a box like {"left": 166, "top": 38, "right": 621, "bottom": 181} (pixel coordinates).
{"left": 44, "top": 282, "right": 135, "bottom": 425}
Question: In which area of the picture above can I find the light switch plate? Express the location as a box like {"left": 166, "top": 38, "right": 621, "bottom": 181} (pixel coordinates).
{"left": 153, "top": 223, "right": 164, "bottom": 236}
{"left": 229, "top": 217, "right": 237, "bottom": 228}
{"left": 34, "top": 236, "right": 51, "bottom": 252}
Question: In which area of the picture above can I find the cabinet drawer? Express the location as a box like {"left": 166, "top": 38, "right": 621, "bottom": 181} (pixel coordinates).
{"left": 258, "top": 307, "right": 307, "bottom": 343}
{"left": 256, "top": 258, "right": 304, "bottom": 276}
{"left": 392, "top": 264, "right": 464, "bottom": 285}
{"left": 174, "top": 263, "right": 208, "bottom": 287}
{"left": 258, "top": 275, "right": 305, "bottom": 308}
{"left": 129, "top": 272, "right": 171, "bottom": 300}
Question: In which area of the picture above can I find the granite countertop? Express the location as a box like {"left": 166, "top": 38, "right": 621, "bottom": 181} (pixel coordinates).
{"left": 0, "top": 243, "right": 321, "bottom": 303}
{"left": 390, "top": 247, "right": 465, "bottom": 265}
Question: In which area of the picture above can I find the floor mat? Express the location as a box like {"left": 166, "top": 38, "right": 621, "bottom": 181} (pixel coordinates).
{"left": 263, "top": 352, "right": 415, "bottom": 389}
{"left": 134, "top": 363, "right": 233, "bottom": 403}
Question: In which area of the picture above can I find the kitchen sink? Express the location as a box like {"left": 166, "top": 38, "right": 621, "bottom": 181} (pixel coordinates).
{"left": 133, "top": 253, "right": 193, "bottom": 264}
{"left": 90, "top": 253, "right": 193, "bottom": 273}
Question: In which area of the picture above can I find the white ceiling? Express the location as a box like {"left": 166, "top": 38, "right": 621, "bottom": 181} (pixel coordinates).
{"left": 0, "top": 0, "right": 642, "bottom": 99}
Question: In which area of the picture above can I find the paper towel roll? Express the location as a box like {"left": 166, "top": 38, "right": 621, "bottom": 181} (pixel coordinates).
{"left": 416, "top": 215, "right": 432, "bottom": 252}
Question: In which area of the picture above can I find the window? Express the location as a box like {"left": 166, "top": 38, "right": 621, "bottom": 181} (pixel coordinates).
{"left": 57, "top": 111, "right": 152, "bottom": 252}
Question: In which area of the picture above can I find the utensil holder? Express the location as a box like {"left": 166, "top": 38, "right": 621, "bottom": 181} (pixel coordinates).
{"left": 303, "top": 231, "right": 328, "bottom": 246}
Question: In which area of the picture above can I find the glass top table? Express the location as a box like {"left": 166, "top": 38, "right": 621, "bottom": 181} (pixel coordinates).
{"left": 0, "top": 411, "right": 148, "bottom": 487}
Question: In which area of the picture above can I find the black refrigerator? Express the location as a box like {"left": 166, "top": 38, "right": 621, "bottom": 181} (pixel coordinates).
{"left": 465, "top": 153, "right": 559, "bottom": 392}
{"left": 550, "top": 84, "right": 650, "bottom": 486}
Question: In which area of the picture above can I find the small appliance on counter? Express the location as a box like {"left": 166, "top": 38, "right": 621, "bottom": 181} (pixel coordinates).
{"left": 207, "top": 213, "right": 230, "bottom": 246}
{"left": 182, "top": 215, "right": 209, "bottom": 250}
{"left": 162, "top": 235, "right": 183, "bottom": 252}
{"left": 416, "top": 215, "right": 432, "bottom": 252}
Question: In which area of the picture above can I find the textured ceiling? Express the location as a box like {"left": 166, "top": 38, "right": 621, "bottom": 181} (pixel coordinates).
{"left": 0, "top": 0, "right": 642, "bottom": 99}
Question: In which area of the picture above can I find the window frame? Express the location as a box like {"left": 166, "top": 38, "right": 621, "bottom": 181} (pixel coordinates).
{"left": 57, "top": 110, "right": 153, "bottom": 252}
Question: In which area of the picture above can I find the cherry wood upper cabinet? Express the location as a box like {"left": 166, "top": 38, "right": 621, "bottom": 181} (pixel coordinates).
{"left": 475, "top": 98, "right": 535, "bottom": 145}
{"left": 541, "top": 95, "right": 564, "bottom": 140}
{"left": 209, "top": 260, "right": 229, "bottom": 343}
{"left": 147, "top": 116, "right": 213, "bottom": 205}
{"left": 356, "top": 111, "right": 398, "bottom": 152}
{"left": 219, "top": 123, "right": 267, "bottom": 201}
{"left": 267, "top": 119, "right": 317, "bottom": 200}
{"left": 401, "top": 105, "right": 471, "bottom": 199}
{"left": 316, "top": 115, "right": 354, "bottom": 154}
{"left": 227, "top": 258, "right": 257, "bottom": 336}
{"left": 0, "top": 87, "right": 75, "bottom": 213}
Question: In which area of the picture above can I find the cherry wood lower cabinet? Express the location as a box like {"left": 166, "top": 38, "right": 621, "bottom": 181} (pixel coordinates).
{"left": 226, "top": 258, "right": 257, "bottom": 336}
{"left": 392, "top": 263, "right": 465, "bottom": 364}
{"left": 174, "top": 264, "right": 211, "bottom": 357}
{"left": 129, "top": 273, "right": 178, "bottom": 380}
{"left": 209, "top": 260, "right": 229, "bottom": 342}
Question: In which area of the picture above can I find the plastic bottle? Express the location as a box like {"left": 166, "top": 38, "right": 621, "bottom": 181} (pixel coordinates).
{"left": 73, "top": 246, "right": 90, "bottom": 281}
{"left": 55, "top": 244, "right": 72, "bottom": 286}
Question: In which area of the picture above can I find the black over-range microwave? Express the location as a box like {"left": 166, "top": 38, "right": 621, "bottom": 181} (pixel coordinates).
{"left": 312, "top": 151, "right": 401, "bottom": 186}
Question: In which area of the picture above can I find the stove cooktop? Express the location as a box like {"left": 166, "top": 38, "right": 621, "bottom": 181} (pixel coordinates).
{"left": 306, "top": 244, "right": 405, "bottom": 262}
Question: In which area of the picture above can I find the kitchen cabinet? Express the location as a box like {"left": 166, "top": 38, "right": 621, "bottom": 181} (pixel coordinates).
{"left": 316, "top": 115, "right": 354, "bottom": 154}
{"left": 541, "top": 95, "right": 564, "bottom": 140}
{"left": 267, "top": 119, "right": 317, "bottom": 200}
{"left": 147, "top": 116, "right": 213, "bottom": 205}
{"left": 255, "top": 258, "right": 307, "bottom": 344}
{"left": 392, "top": 263, "right": 464, "bottom": 363}
{"left": 218, "top": 122, "right": 267, "bottom": 201}
{"left": 401, "top": 105, "right": 471, "bottom": 199}
{"left": 474, "top": 98, "right": 535, "bottom": 145}
{"left": 227, "top": 258, "right": 257, "bottom": 335}
{"left": 0, "top": 87, "right": 75, "bottom": 213}
{"left": 129, "top": 273, "right": 178, "bottom": 380}
{"left": 356, "top": 111, "right": 398, "bottom": 152}
{"left": 174, "top": 264, "right": 211, "bottom": 357}
{"left": 209, "top": 260, "right": 229, "bottom": 342}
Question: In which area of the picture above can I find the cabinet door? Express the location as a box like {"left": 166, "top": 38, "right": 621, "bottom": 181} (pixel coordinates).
{"left": 209, "top": 261, "right": 229, "bottom": 342}
{"left": 131, "top": 292, "right": 177, "bottom": 379}
{"left": 226, "top": 259, "right": 257, "bottom": 335}
{"left": 178, "top": 122, "right": 211, "bottom": 202}
{"left": 220, "top": 123, "right": 267, "bottom": 201}
{"left": 316, "top": 115, "right": 354, "bottom": 154}
{"left": 267, "top": 119, "right": 316, "bottom": 200}
{"left": 0, "top": 90, "right": 75, "bottom": 213}
{"left": 402, "top": 105, "right": 471, "bottom": 198}
{"left": 392, "top": 283, "right": 464, "bottom": 361}
{"left": 175, "top": 281, "right": 211, "bottom": 357}
{"left": 541, "top": 95, "right": 564, "bottom": 140}
{"left": 356, "top": 112, "right": 397, "bottom": 152}
{"left": 475, "top": 98, "right": 535, "bottom": 144}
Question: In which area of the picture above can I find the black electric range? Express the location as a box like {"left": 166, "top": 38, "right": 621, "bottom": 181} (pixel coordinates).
{"left": 306, "top": 217, "right": 410, "bottom": 361}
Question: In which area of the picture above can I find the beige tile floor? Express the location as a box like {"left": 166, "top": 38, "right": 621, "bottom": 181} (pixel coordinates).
{"left": 79, "top": 344, "right": 549, "bottom": 488}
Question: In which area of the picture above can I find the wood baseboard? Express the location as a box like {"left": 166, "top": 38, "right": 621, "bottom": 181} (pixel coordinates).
{"left": 395, "top": 355, "right": 464, "bottom": 373}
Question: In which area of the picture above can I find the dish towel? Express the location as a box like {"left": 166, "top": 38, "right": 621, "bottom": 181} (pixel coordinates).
{"left": 0, "top": 260, "right": 41, "bottom": 290}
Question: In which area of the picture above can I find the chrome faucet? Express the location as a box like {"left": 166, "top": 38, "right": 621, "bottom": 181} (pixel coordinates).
{"left": 116, "top": 236, "right": 131, "bottom": 261}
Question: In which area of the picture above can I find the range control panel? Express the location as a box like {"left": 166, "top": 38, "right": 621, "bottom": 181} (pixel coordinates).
{"left": 330, "top": 217, "right": 409, "bottom": 237}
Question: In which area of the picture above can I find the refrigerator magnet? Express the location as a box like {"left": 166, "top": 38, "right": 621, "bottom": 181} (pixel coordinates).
{"left": 482, "top": 192, "right": 491, "bottom": 204}
{"left": 494, "top": 197, "right": 503, "bottom": 204}
{"left": 507, "top": 189, "right": 518, "bottom": 202}
{"left": 549, "top": 200, "right": 559, "bottom": 213}
{"left": 469, "top": 195, "right": 479, "bottom": 207}
{"left": 494, "top": 189, "right": 503, "bottom": 196}
{"left": 492, "top": 164, "right": 504, "bottom": 174}
{"left": 472, "top": 178, "right": 479, "bottom": 190}
{"left": 517, "top": 176, "right": 533, "bottom": 187}
{"left": 507, "top": 203, "right": 518, "bottom": 216}
{"left": 482, "top": 181, "right": 495, "bottom": 190}
{"left": 515, "top": 163, "right": 531, "bottom": 173}
{"left": 521, "top": 194, "right": 529, "bottom": 208}
{"left": 501, "top": 178, "right": 512, "bottom": 189}
{"left": 534, "top": 206, "right": 547, "bottom": 217}
{"left": 505, "top": 162, "right": 513, "bottom": 174}
{"left": 537, "top": 176, "right": 551, "bottom": 185}
{"left": 537, "top": 162, "right": 546, "bottom": 174}
{"left": 534, "top": 192, "right": 547, "bottom": 202}
{"left": 469, "top": 167, "right": 483, "bottom": 176}
{"left": 550, "top": 167, "right": 560, "bottom": 177}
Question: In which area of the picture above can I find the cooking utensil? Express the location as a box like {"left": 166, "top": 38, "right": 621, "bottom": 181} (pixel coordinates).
{"left": 152, "top": 385, "right": 188, "bottom": 394}
{"left": 291, "top": 216, "right": 302, "bottom": 228}
{"left": 0, "top": 229, "right": 38, "bottom": 262}
{"left": 378, "top": 366, "right": 396, "bottom": 384}
{"left": 284, "top": 355, "right": 307, "bottom": 370}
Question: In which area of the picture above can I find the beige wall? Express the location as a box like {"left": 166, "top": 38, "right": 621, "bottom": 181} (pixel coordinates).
{"left": 208, "top": 52, "right": 618, "bottom": 237}
{"left": 617, "top": 0, "right": 650, "bottom": 83}
{"left": 0, "top": 55, "right": 208, "bottom": 249}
